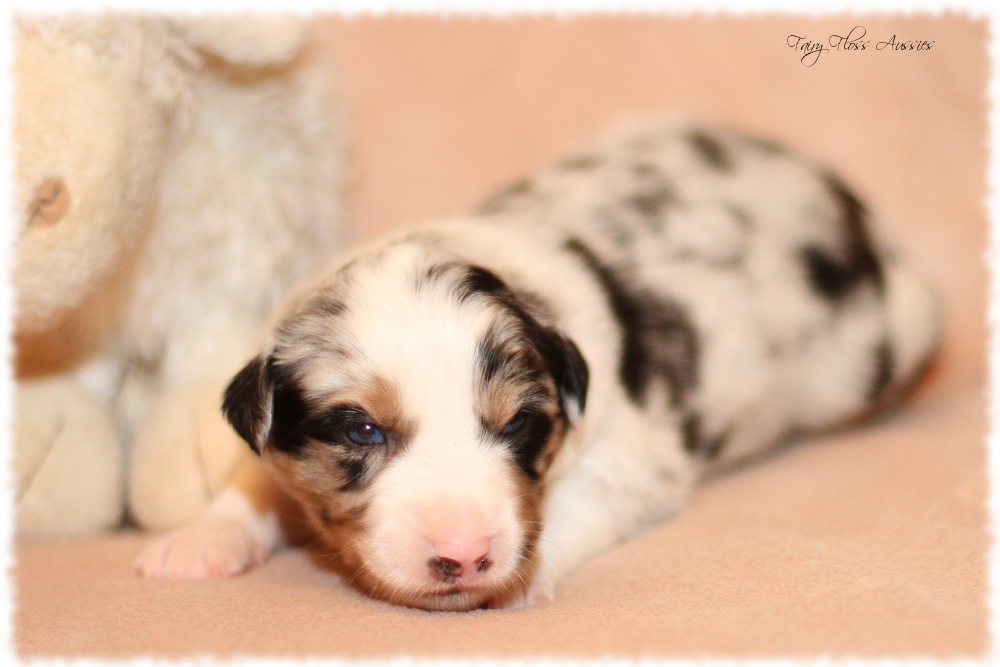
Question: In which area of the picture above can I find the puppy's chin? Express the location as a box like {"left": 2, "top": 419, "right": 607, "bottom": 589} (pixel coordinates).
{"left": 330, "top": 542, "right": 533, "bottom": 611}
{"left": 367, "top": 578, "right": 526, "bottom": 612}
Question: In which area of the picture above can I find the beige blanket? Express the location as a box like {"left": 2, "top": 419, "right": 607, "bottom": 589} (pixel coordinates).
{"left": 15, "top": 14, "right": 987, "bottom": 657}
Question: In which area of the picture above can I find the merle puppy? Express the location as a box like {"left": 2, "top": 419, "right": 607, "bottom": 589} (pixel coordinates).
{"left": 136, "top": 118, "right": 939, "bottom": 611}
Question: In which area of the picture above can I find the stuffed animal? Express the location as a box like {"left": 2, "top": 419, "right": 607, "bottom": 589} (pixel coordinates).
{"left": 12, "top": 14, "right": 346, "bottom": 539}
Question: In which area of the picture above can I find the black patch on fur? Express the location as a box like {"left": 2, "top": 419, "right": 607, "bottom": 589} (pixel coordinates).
{"left": 307, "top": 295, "right": 347, "bottom": 319}
{"left": 624, "top": 185, "right": 672, "bottom": 225}
{"left": 477, "top": 179, "right": 535, "bottom": 214}
{"left": 457, "top": 265, "right": 507, "bottom": 302}
{"left": 463, "top": 265, "right": 590, "bottom": 420}
{"left": 299, "top": 407, "right": 357, "bottom": 444}
{"left": 338, "top": 458, "right": 370, "bottom": 492}
{"left": 702, "top": 431, "right": 728, "bottom": 460}
{"left": 688, "top": 131, "right": 733, "bottom": 172}
{"left": 597, "top": 211, "right": 637, "bottom": 247}
{"left": 477, "top": 333, "right": 516, "bottom": 385}
{"left": 729, "top": 205, "right": 753, "bottom": 232}
{"left": 300, "top": 407, "right": 390, "bottom": 491}
{"left": 868, "top": 340, "right": 895, "bottom": 401}
{"left": 681, "top": 413, "right": 728, "bottom": 460}
{"left": 801, "top": 174, "right": 885, "bottom": 304}
{"left": 222, "top": 354, "right": 273, "bottom": 454}
{"left": 681, "top": 413, "right": 701, "bottom": 454}
{"left": 558, "top": 154, "right": 602, "bottom": 171}
{"left": 563, "top": 237, "right": 698, "bottom": 409}
{"left": 741, "top": 135, "right": 786, "bottom": 156}
{"left": 631, "top": 161, "right": 660, "bottom": 177}
{"left": 267, "top": 361, "right": 312, "bottom": 456}
{"left": 421, "top": 261, "right": 456, "bottom": 286}
{"left": 539, "top": 333, "right": 590, "bottom": 417}
{"left": 511, "top": 288, "right": 553, "bottom": 315}
{"left": 505, "top": 413, "right": 555, "bottom": 481}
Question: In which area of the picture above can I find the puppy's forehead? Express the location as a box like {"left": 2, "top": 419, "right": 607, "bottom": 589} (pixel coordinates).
{"left": 278, "top": 243, "right": 513, "bottom": 406}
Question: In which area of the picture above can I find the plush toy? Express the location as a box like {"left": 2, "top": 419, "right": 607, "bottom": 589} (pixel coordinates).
{"left": 12, "top": 14, "right": 346, "bottom": 538}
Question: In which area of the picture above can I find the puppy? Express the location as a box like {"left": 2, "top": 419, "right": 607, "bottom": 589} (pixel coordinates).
{"left": 136, "top": 118, "right": 940, "bottom": 611}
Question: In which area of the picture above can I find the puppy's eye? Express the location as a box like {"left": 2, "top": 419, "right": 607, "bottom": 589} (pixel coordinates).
{"left": 346, "top": 422, "right": 385, "bottom": 445}
{"left": 501, "top": 411, "right": 529, "bottom": 436}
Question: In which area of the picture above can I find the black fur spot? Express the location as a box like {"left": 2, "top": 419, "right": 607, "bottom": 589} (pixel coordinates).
{"left": 558, "top": 154, "right": 602, "bottom": 170}
{"left": 477, "top": 179, "right": 535, "bottom": 214}
{"left": 688, "top": 131, "right": 733, "bottom": 172}
{"left": 563, "top": 238, "right": 698, "bottom": 409}
{"left": 728, "top": 205, "right": 754, "bottom": 232}
{"left": 299, "top": 407, "right": 394, "bottom": 491}
{"left": 307, "top": 295, "right": 347, "bottom": 319}
{"left": 597, "top": 211, "right": 637, "bottom": 247}
{"left": 631, "top": 161, "right": 660, "bottom": 177}
{"left": 624, "top": 185, "right": 672, "bottom": 225}
{"left": 268, "top": 361, "right": 311, "bottom": 456}
{"left": 464, "top": 266, "right": 590, "bottom": 420}
{"left": 681, "top": 413, "right": 729, "bottom": 460}
{"left": 702, "top": 431, "right": 728, "bottom": 460}
{"left": 741, "top": 135, "right": 786, "bottom": 156}
{"left": 868, "top": 340, "right": 895, "bottom": 401}
{"left": 338, "top": 458, "right": 370, "bottom": 492}
{"left": 536, "top": 332, "right": 589, "bottom": 418}
{"left": 681, "top": 413, "right": 701, "bottom": 454}
{"left": 801, "top": 174, "right": 885, "bottom": 304}
{"left": 456, "top": 265, "right": 507, "bottom": 302}
{"left": 299, "top": 407, "right": 357, "bottom": 444}
{"left": 222, "top": 354, "right": 273, "bottom": 454}
{"left": 506, "top": 413, "right": 555, "bottom": 481}
{"left": 415, "top": 261, "right": 462, "bottom": 292}
{"left": 477, "top": 332, "right": 516, "bottom": 385}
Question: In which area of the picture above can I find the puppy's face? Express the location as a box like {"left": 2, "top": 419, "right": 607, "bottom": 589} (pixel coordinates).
{"left": 223, "top": 243, "right": 588, "bottom": 610}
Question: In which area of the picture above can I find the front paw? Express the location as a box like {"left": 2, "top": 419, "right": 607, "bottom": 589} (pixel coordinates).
{"left": 135, "top": 518, "right": 270, "bottom": 579}
{"left": 505, "top": 577, "right": 556, "bottom": 609}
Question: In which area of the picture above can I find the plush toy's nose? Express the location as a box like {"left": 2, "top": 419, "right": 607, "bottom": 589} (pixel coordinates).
{"left": 429, "top": 535, "right": 492, "bottom": 579}
{"left": 28, "top": 177, "right": 71, "bottom": 228}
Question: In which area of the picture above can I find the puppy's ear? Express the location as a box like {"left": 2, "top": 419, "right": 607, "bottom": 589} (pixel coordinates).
{"left": 540, "top": 330, "right": 589, "bottom": 425}
{"left": 222, "top": 353, "right": 274, "bottom": 455}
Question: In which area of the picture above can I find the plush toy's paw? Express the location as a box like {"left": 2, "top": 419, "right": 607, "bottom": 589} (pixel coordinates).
{"left": 14, "top": 378, "right": 124, "bottom": 539}
{"left": 135, "top": 518, "right": 270, "bottom": 579}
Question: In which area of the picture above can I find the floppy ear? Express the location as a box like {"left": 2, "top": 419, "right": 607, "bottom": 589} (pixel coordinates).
{"left": 222, "top": 353, "right": 274, "bottom": 455}
{"left": 540, "top": 330, "right": 590, "bottom": 425}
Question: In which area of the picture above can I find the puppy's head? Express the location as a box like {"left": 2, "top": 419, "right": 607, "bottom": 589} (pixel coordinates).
{"left": 223, "top": 242, "right": 588, "bottom": 610}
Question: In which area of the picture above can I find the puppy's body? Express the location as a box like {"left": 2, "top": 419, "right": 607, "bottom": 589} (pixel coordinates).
{"left": 137, "top": 119, "right": 939, "bottom": 611}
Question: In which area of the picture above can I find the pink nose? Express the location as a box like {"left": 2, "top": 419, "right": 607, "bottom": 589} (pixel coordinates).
{"left": 429, "top": 535, "right": 492, "bottom": 579}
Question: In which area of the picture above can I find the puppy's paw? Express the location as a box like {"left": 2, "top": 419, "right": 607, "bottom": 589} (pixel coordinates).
{"left": 135, "top": 518, "right": 271, "bottom": 579}
{"left": 136, "top": 483, "right": 282, "bottom": 580}
{"left": 506, "top": 578, "right": 556, "bottom": 609}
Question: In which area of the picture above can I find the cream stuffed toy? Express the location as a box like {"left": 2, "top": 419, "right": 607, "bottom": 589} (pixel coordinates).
{"left": 12, "top": 14, "right": 346, "bottom": 538}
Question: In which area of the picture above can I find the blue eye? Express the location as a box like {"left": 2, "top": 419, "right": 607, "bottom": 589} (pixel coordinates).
{"left": 346, "top": 422, "right": 385, "bottom": 445}
{"left": 501, "top": 411, "right": 528, "bottom": 436}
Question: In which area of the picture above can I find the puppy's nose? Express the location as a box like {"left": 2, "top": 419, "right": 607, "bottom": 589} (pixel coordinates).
{"left": 429, "top": 535, "right": 492, "bottom": 579}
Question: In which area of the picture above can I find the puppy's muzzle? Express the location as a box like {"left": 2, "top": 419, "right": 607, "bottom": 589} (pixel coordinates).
{"left": 421, "top": 504, "right": 495, "bottom": 583}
